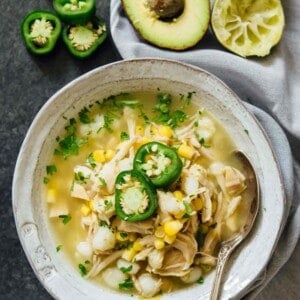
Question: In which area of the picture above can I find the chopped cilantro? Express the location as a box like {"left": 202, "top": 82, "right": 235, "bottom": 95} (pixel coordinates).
{"left": 54, "top": 118, "right": 87, "bottom": 159}
{"left": 58, "top": 214, "right": 72, "bottom": 224}
{"left": 197, "top": 276, "right": 204, "bottom": 284}
{"left": 197, "top": 136, "right": 211, "bottom": 148}
{"left": 74, "top": 171, "right": 90, "bottom": 184}
{"left": 56, "top": 245, "right": 63, "bottom": 252}
{"left": 120, "top": 131, "right": 129, "bottom": 141}
{"left": 120, "top": 265, "right": 133, "bottom": 273}
{"left": 167, "top": 110, "right": 187, "bottom": 128}
{"left": 79, "top": 107, "right": 93, "bottom": 124}
{"left": 46, "top": 165, "right": 57, "bottom": 175}
{"left": 99, "top": 220, "right": 108, "bottom": 227}
{"left": 244, "top": 129, "right": 249, "bottom": 135}
{"left": 78, "top": 263, "right": 87, "bottom": 276}
{"left": 87, "top": 153, "right": 96, "bottom": 169}
{"left": 153, "top": 93, "right": 187, "bottom": 128}
{"left": 84, "top": 260, "right": 90, "bottom": 264}
{"left": 43, "top": 177, "right": 49, "bottom": 184}
{"left": 119, "top": 278, "right": 134, "bottom": 290}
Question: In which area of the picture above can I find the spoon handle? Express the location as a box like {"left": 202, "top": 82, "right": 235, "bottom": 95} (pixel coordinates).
{"left": 210, "top": 244, "right": 235, "bottom": 300}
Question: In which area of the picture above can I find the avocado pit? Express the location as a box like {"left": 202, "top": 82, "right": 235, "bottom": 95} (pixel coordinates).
{"left": 147, "top": 0, "right": 184, "bottom": 19}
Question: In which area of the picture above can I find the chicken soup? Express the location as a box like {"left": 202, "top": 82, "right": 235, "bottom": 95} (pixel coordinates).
{"left": 45, "top": 91, "right": 252, "bottom": 297}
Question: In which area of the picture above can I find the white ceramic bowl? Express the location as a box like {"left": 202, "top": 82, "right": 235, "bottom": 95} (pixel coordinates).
{"left": 13, "top": 58, "right": 285, "bottom": 300}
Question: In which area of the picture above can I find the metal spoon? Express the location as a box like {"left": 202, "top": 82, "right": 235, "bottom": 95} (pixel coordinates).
{"left": 210, "top": 150, "right": 260, "bottom": 300}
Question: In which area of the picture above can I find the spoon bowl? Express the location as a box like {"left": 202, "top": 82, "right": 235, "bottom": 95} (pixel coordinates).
{"left": 210, "top": 150, "right": 260, "bottom": 300}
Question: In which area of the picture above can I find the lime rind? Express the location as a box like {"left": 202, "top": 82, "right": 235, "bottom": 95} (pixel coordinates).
{"left": 212, "top": 0, "right": 285, "bottom": 57}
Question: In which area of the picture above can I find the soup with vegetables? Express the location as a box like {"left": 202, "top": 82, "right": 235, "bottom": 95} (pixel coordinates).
{"left": 45, "top": 91, "right": 251, "bottom": 297}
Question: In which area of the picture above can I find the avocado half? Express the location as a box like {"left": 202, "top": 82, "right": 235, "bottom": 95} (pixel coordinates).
{"left": 122, "top": 0, "right": 210, "bottom": 50}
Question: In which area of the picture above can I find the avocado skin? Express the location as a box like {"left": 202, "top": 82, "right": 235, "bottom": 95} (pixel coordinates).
{"left": 122, "top": 0, "right": 211, "bottom": 51}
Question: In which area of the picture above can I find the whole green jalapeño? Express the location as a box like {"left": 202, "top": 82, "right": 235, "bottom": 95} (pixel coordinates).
{"left": 133, "top": 142, "right": 183, "bottom": 188}
{"left": 115, "top": 170, "right": 158, "bottom": 222}
{"left": 62, "top": 17, "right": 107, "bottom": 59}
{"left": 53, "top": 0, "right": 96, "bottom": 24}
{"left": 21, "top": 10, "right": 62, "bottom": 55}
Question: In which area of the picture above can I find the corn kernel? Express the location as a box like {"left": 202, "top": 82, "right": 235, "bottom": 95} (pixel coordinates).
{"left": 173, "top": 190, "right": 183, "bottom": 201}
{"left": 80, "top": 204, "right": 91, "bottom": 216}
{"left": 164, "top": 234, "right": 177, "bottom": 244}
{"left": 104, "top": 149, "right": 115, "bottom": 161}
{"left": 122, "top": 248, "right": 137, "bottom": 261}
{"left": 133, "top": 238, "right": 144, "bottom": 251}
{"left": 46, "top": 189, "right": 56, "bottom": 203}
{"left": 163, "top": 220, "right": 183, "bottom": 236}
{"left": 158, "top": 125, "right": 173, "bottom": 138}
{"left": 178, "top": 144, "right": 195, "bottom": 160}
{"left": 135, "top": 125, "right": 144, "bottom": 135}
{"left": 154, "top": 238, "right": 165, "bottom": 250}
{"left": 93, "top": 149, "right": 106, "bottom": 163}
{"left": 154, "top": 226, "right": 165, "bottom": 238}
{"left": 116, "top": 231, "right": 129, "bottom": 242}
{"left": 192, "top": 198, "right": 203, "bottom": 211}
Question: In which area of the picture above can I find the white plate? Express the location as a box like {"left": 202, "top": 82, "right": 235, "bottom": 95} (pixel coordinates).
{"left": 13, "top": 59, "right": 285, "bottom": 300}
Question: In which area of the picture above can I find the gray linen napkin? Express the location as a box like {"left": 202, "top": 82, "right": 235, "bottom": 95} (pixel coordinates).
{"left": 110, "top": 0, "right": 300, "bottom": 298}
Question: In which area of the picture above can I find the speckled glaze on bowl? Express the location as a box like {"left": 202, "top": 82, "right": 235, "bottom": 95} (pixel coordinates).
{"left": 12, "top": 59, "right": 285, "bottom": 300}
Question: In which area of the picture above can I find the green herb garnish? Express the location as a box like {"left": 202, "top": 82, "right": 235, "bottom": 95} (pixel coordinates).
{"left": 120, "top": 265, "right": 133, "bottom": 273}
{"left": 43, "top": 177, "right": 50, "bottom": 184}
{"left": 59, "top": 214, "right": 72, "bottom": 224}
{"left": 87, "top": 153, "right": 96, "bottom": 169}
{"left": 54, "top": 118, "right": 87, "bottom": 159}
{"left": 119, "top": 278, "right": 134, "bottom": 290}
{"left": 78, "top": 263, "right": 87, "bottom": 276}
{"left": 120, "top": 131, "right": 129, "bottom": 141}
{"left": 197, "top": 276, "right": 204, "bottom": 284}
{"left": 46, "top": 164, "right": 57, "bottom": 175}
{"left": 74, "top": 171, "right": 90, "bottom": 184}
{"left": 99, "top": 220, "right": 108, "bottom": 227}
{"left": 56, "top": 245, "right": 63, "bottom": 252}
{"left": 79, "top": 107, "right": 93, "bottom": 124}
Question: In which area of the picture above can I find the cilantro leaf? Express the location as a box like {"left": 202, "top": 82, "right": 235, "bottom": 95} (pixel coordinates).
{"left": 119, "top": 278, "right": 134, "bottom": 290}
{"left": 120, "top": 131, "right": 129, "bottom": 141}
{"left": 79, "top": 107, "right": 93, "bottom": 124}
{"left": 56, "top": 245, "right": 63, "bottom": 252}
{"left": 78, "top": 263, "right": 87, "bottom": 276}
{"left": 46, "top": 165, "right": 57, "bottom": 175}
{"left": 58, "top": 214, "right": 72, "bottom": 224}
{"left": 120, "top": 265, "right": 133, "bottom": 273}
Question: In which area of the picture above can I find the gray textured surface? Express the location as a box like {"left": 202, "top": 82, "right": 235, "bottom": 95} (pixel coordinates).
{"left": 0, "top": 1, "right": 298, "bottom": 299}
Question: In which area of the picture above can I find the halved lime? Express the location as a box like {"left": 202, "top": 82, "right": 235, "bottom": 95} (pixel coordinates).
{"left": 211, "top": 0, "right": 285, "bottom": 57}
